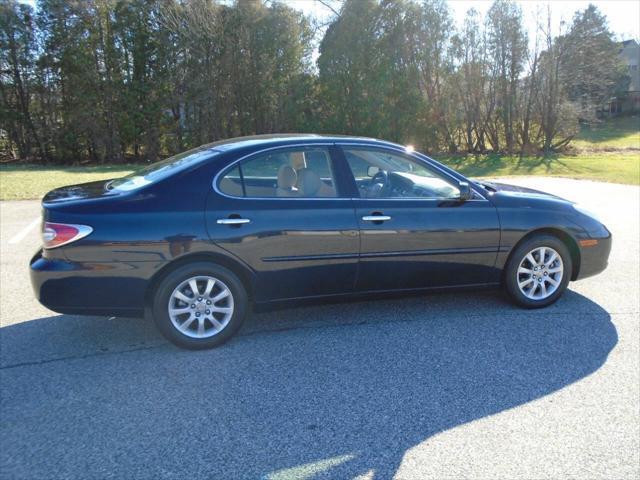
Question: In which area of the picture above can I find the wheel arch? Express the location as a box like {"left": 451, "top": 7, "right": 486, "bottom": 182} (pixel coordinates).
{"left": 144, "top": 252, "right": 257, "bottom": 308}
{"left": 504, "top": 227, "right": 581, "bottom": 281}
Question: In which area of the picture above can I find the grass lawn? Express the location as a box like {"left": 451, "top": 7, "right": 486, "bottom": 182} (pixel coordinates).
{"left": 435, "top": 115, "right": 639, "bottom": 185}
{"left": 1, "top": 117, "right": 638, "bottom": 200}
{"left": 572, "top": 115, "right": 640, "bottom": 150}
{"left": 1, "top": 153, "right": 636, "bottom": 201}
{"left": 436, "top": 152, "right": 640, "bottom": 186}
{"left": 0, "top": 164, "right": 136, "bottom": 201}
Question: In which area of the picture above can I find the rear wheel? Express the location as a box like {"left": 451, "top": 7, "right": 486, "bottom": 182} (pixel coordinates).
{"left": 152, "top": 262, "right": 248, "bottom": 349}
{"left": 504, "top": 234, "right": 572, "bottom": 308}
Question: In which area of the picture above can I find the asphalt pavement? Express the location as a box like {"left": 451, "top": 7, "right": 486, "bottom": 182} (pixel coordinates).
{"left": 0, "top": 177, "right": 638, "bottom": 479}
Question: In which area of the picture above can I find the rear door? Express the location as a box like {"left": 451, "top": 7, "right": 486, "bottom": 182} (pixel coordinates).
{"left": 338, "top": 145, "right": 501, "bottom": 292}
{"left": 206, "top": 144, "right": 360, "bottom": 302}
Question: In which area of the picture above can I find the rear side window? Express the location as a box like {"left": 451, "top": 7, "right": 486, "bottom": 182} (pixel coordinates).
{"left": 218, "top": 147, "right": 337, "bottom": 198}
{"left": 218, "top": 166, "right": 243, "bottom": 197}
{"left": 110, "top": 148, "right": 220, "bottom": 191}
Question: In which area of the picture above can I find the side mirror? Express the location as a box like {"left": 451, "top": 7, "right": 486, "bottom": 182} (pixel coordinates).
{"left": 458, "top": 181, "right": 472, "bottom": 201}
{"left": 367, "top": 166, "right": 380, "bottom": 177}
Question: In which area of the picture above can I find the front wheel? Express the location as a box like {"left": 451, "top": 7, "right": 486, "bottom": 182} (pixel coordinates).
{"left": 152, "top": 262, "right": 248, "bottom": 349}
{"left": 504, "top": 235, "right": 572, "bottom": 308}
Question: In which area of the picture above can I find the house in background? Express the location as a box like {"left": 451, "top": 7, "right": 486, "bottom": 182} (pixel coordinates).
{"left": 611, "top": 39, "right": 640, "bottom": 114}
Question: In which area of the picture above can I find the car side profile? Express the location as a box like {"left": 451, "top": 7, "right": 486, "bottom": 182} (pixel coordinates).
{"left": 30, "top": 135, "right": 612, "bottom": 349}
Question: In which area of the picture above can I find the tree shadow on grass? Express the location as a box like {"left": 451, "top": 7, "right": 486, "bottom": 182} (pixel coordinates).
{"left": 576, "top": 116, "right": 640, "bottom": 144}
{"left": 440, "top": 153, "right": 550, "bottom": 177}
{"left": 1, "top": 290, "right": 616, "bottom": 479}
{"left": 438, "top": 153, "right": 507, "bottom": 177}
{"left": 518, "top": 153, "right": 559, "bottom": 172}
{"left": 438, "top": 152, "right": 590, "bottom": 178}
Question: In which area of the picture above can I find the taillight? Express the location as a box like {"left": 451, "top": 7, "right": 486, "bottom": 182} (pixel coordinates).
{"left": 42, "top": 222, "right": 93, "bottom": 249}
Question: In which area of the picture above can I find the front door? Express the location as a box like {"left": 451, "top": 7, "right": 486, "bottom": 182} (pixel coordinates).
{"left": 207, "top": 145, "right": 359, "bottom": 302}
{"left": 339, "top": 145, "right": 501, "bottom": 292}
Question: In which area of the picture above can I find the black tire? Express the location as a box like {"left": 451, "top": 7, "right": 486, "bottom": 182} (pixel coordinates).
{"left": 152, "top": 262, "right": 248, "bottom": 349}
{"left": 504, "top": 234, "right": 572, "bottom": 309}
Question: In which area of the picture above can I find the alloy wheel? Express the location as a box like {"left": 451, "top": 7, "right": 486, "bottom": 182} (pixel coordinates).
{"left": 516, "top": 246, "right": 564, "bottom": 300}
{"left": 168, "top": 275, "right": 234, "bottom": 338}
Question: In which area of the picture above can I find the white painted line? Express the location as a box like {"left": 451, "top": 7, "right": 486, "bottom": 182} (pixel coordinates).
{"left": 8, "top": 217, "right": 40, "bottom": 244}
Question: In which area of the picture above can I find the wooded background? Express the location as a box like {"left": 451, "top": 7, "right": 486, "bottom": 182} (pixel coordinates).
{"left": 0, "top": 0, "right": 630, "bottom": 164}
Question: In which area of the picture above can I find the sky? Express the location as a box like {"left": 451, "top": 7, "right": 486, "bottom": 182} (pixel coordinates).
{"left": 290, "top": 0, "right": 640, "bottom": 42}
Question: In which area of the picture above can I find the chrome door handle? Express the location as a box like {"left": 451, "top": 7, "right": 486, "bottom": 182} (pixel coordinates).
{"left": 362, "top": 215, "right": 391, "bottom": 222}
{"left": 216, "top": 218, "right": 251, "bottom": 225}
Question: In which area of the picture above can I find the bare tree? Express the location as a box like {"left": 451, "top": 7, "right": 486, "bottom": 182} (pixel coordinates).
{"left": 535, "top": 6, "right": 578, "bottom": 152}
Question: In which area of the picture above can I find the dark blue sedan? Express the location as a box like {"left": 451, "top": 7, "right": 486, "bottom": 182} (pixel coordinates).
{"left": 30, "top": 135, "right": 611, "bottom": 349}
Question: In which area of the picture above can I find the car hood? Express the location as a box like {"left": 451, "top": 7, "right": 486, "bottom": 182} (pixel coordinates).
{"left": 474, "top": 180, "right": 573, "bottom": 208}
{"left": 42, "top": 179, "right": 120, "bottom": 204}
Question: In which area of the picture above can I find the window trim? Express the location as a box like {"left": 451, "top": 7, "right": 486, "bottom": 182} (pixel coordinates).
{"left": 212, "top": 141, "right": 488, "bottom": 202}
{"left": 213, "top": 143, "right": 349, "bottom": 200}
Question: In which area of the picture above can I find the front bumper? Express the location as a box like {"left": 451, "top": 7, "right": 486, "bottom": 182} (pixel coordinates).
{"left": 575, "top": 232, "right": 612, "bottom": 280}
{"left": 30, "top": 250, "right": 149, "bottom": 317}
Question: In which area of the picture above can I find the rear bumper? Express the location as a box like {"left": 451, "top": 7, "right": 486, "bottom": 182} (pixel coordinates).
{"left": 30, "top": 250, "right": 148, "bottom": 317}
{"left": 575, "top": 233, "right": 612, "bottom": 280}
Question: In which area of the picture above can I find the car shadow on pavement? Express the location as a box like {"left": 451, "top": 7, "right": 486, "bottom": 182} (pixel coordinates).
{"left": 1, "top": 290, "right": 617, "bottom": 479}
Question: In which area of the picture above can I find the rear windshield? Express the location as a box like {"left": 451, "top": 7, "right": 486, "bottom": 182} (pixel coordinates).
{"left": 108, "top": 147, "right": 221, "bottom": 191}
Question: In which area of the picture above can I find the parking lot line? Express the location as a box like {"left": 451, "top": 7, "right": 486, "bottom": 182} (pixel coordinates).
{"left": 8, "top": 217, "right": 40, "bottom": 244}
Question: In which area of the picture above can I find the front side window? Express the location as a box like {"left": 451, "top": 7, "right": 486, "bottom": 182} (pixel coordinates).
{"left": 219, "top": 147, "right": 337, "bottom": 198}
{"left": 343, "top": 148, "right": 460, "bottom": 199}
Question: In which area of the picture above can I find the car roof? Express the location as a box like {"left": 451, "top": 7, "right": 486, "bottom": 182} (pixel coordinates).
{"left": 196, "top": 133, "right": 406, "bottom": 153}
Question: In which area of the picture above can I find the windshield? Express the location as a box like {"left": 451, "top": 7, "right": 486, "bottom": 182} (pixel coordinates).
{"left": 109, "top": 147, "right": 221, "bottom": 191}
